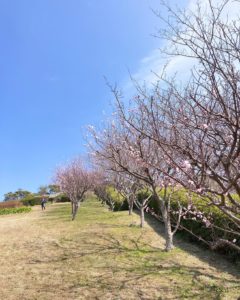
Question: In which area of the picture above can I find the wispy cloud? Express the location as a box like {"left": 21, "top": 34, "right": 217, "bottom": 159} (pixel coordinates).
{"left": 123, "top": 0, "right": 240, "bottom": 94}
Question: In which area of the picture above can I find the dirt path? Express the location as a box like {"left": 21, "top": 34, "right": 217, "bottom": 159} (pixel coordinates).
{"left": 0, "top": 198, "right": 239, "bottom": 299}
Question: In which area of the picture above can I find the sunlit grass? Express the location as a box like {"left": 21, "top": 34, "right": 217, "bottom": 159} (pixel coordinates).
{"left": 0, "top": 195, "right": 239, "bottom": 299}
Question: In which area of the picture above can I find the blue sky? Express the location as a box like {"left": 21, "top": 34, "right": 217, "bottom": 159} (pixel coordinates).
{"left": 1, "top": 0, "right": 238, "bottom": 199}
{"left": 0, "top": 0, "right": 172, "bottom": 199}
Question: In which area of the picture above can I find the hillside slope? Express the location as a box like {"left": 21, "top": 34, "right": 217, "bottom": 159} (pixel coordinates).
{"left": 0, "top": 196, "right": 239, "bottom": 299}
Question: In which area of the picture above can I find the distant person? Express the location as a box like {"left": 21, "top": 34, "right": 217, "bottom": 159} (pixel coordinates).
{"left": 41, "top": 198, "right": 47, "bottom": 210}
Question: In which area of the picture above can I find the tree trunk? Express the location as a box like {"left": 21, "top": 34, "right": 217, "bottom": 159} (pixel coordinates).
{"left": 163, "top": 216, "right": 174, "bottom": 251}
{"left": 161, "top": 205, "right": 174, "bottom": 251}
{"left": 154, "top": 191, "right": 174, "bottom": 251}
{"left": 72, "top": 202, "right": 79, "bottom": 221}
{"left": 128, "top": 197, "right": 134, "bottom": 215}
{"left": 140, "top": 206, "right": 145, "bottom": 228}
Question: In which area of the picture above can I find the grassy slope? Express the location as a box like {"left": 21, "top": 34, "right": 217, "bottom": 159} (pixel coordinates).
{"left": 0, "top": 195, "right": 239, "bottom": 300}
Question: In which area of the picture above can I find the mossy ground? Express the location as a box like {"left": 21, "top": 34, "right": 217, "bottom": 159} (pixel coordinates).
{"left": 0, "top": 194, "right": 239, "bottom": 299}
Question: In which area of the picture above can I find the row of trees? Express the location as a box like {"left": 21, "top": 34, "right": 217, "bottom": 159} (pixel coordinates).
{"left": 53, "top": 0, "right": 239, "bottom": 253}
{"left": 87, "top": 0, "right": 240, "bottom": 251}
{"left": 3, "top": 185, "right": 61, "bottom": 202}
{"left": 38, "top": 184, "right": 60, "bottom": 195}
{"left": 4, "top": 189, "right": 32, "bottom": 201}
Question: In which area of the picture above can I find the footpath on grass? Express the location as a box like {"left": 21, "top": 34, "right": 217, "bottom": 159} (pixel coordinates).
{"left": 0, "top": 195, "right": 239, "bottom": 300}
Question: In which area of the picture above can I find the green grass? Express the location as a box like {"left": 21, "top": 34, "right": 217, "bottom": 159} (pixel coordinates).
{"left": 0, "top": 194, "right": 239, "bottom": 299}
{"left": 0, "top": 206, "right": 31, "bottom": 215}
{"left": 40, "top": 195, "right": 240, "bottom": 299}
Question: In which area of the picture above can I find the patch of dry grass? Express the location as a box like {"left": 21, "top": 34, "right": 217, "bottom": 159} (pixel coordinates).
{"left": 0, "top": 200, "right": 22, "bottom": 208}
{"left": 0, "top": 196, "right": 239, "bottom": 300}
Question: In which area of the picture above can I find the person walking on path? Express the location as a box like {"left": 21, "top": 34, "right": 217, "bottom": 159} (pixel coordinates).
{"left": 41, "top": 198, "right": 47, "bottom": 210}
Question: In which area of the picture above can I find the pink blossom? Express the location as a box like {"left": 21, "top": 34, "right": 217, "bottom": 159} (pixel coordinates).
{"left": 202, "top": 124, "right": 208, "bottom": 129}
{"left": 205, "top": 220, "right": 211, "bottom": 228}
{"left": 226, "top": 135, "right": 233, "bottom": 143}
{"left": 182, "top": 160, "right": 192, "bottom": 170}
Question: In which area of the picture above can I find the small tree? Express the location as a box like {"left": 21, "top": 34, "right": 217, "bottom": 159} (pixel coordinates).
{"left": 48, "top": 184, "right": 60, "bottom": 194}
{"left": 93, "top": 172, "right": 118, "bottom": 211}
{"left": 55, "top": 158, "right": 94, "bottom": 220}
{"left": 38, "top": 185, "right": 49, "bottom": 196}
{"left": 114, "top": 173, "right": 138, "bottom": 216}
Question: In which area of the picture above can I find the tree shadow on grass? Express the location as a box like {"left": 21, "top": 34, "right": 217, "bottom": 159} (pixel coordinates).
{"left": 39, "top": 204, "right": 240, "bottom": 280}
{"left": 38, "top": 204, "right": 72, "bottom": 223}
{"left": 141, "top": 211, "right": 240, "bottom": 279}
{"left": 29, "top": 231, "right": 240, "bottom": 299}
{"left": 33, "top": 203, "right": 239, "bottom": 298}
{"left": 84, "top": 233, "right": 240, "bottom": 299}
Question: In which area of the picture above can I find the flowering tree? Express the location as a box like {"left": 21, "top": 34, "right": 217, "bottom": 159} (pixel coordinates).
{"left": 55, "top": 158, "right": 94, "bottom": 220}
{"left": 90, "top": 151, "right": 151, "bottom": 226}
{"left": 111, "top": 173, "right": 137, "bottom": 216}
{"left": 106, "top": 80, "right": 239, "bottom": 251}
{"left": 88, "top": 118, "right": 183, "bottom": 250}
{"left": 87, "top": 0, "right": 240, "bottom": 253}
{"left": 154, "top": 0, "right": 240, "bottom": 199}
{"left": 113, "top": 173, "right": 152, "bottom": 227}
{"left": 107, "top": 0, "right": 240, "bottom": 251}
{"left": 156, "top": 0, "right": 240, "bottom": 250}
{"left": 93, "top": 171, "right": 120, "bottom": 211}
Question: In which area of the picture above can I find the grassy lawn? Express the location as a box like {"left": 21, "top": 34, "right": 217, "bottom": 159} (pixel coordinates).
{"left": 0, "top": 194, "right": 239, "bottom": 299}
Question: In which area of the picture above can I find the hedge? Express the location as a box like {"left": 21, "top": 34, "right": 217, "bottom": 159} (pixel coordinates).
{"left": 96, "top": 185, "right": 239, "bottom": 260}
{"left": 21, "top": 195, "right": 44, "bottom": 206}
{"left": 54, "top": 194, "right": 71, "bottom": 203}
{"left": 0, "top": 207, "right": 31, "bottom": 215}
{"left": 146, "top": 188, "right": 240, "bottom": 261}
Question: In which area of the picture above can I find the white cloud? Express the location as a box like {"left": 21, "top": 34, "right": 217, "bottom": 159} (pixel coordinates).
{"left": 123, "top": 0, "right": 240, "bottom": 94}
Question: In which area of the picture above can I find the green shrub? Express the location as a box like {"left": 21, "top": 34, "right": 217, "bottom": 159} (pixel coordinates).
{"left": 106, "top": 186, "right": 126, "bottom": 211}
{"left": 47, "top": 193, "right": 70, "bottom": 203}
{"left": 0, "top": 207, "right": 31, "bottom": 215}
{"left": 138, "top": 188, "right": 239, "bottom": 261}
{"left": 21, "top": 195, "right": 44, "bottom": 206}
{"left": 54, "top": 194, "right": 70, "bottom": 203}
{"left": 95, "top": 185, "right": 128, "bottom": 211}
